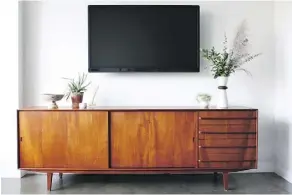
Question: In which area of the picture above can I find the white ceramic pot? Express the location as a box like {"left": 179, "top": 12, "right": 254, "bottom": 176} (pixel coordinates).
{"left": 217, "top": 76, "right": 229, "bottom": 86}
{"left": 196, "top": 94, "right": 212, "bottom": 108}
{"left": 79, "top": 103, "right": 87, "bottom": 109}
{"left": 199, "top": 101, "right": 210, "bottom": 108}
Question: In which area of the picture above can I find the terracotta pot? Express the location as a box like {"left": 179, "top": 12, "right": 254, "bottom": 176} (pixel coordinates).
{"left": 71, "top": 93, "right": 84, "bottom": 109}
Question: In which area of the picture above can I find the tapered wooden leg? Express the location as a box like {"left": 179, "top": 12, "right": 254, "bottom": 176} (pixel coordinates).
{"left": 59, "top": 173, "right": 63, "bottom": 179}
{"left": 47, "top": 173, "right": 53, "bottom": 191}
{"left": 223, "top": 172, "right": 229, "bottom": 191}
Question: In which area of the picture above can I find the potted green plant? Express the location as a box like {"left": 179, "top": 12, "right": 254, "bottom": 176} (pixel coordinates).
{"left": 200, "top": 21, "right": 261, "bottom": 108}
{"left": 63, "top": 73, "right": 91, "bottom": 108}
{"left": 196, "top": 93, "right": 212, "bottom": 108}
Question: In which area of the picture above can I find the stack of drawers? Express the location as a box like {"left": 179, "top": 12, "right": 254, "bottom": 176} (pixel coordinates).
{"left": 197, "top": 111, "right": 257, "bottom": 169}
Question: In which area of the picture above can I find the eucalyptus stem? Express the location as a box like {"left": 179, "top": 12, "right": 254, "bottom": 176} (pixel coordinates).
{"left": 200, "top": 21, "right": 261, "bottom": 79}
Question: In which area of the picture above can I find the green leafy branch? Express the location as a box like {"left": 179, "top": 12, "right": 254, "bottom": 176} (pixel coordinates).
{"left": 200, "top": 21, "right": 262, "bottom": 79}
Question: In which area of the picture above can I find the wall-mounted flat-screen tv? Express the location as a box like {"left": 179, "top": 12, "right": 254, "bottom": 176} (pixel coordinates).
{"left": 88, "top": 5, "right": 200, "bottom": 72}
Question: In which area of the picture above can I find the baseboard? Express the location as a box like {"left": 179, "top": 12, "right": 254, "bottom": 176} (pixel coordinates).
{"left": 0, "top": 170, "right": 21, "bottom": 178}
{"left": 275, "top": 166, "right": 292, "bottom": 183}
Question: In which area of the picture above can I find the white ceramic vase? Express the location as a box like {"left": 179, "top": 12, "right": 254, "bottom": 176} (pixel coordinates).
{"left": 217, "top": 76, "right": 229, "bottom": 86}
{"left": 217, "top": 76, "right": 229, "bottom": 108}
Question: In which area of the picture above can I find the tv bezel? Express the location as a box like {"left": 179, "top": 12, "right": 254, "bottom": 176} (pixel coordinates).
{"left": 88, "top": 5, "right": 200, "bottom": 73}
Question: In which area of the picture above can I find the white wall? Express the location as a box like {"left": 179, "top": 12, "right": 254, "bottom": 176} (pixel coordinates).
{"left": 21, "top": 0, "right": 275, "bottom": 172}
{"left": 274, "top": 1, "right": 292, "bottom": 183}
{"left": 0, "top": 0, "right": 21, "bottom": 178}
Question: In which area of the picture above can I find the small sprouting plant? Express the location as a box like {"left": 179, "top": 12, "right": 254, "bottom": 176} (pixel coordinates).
{"left": 62, "top": 73, "right": 91, "bottom": 100}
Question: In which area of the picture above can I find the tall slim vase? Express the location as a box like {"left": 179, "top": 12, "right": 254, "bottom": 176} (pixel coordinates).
{"left": 217, "top": 76, "right": 229, "bottom": 108}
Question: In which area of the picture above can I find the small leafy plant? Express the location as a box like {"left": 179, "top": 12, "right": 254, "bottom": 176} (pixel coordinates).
{"left": 196, "top": 93, "right": 212, "bottom": 102}
{"left": 200, "top": 21, "right": 261, "bottom": 79}
{"left": 62, "top": 73, "right": 91, "bottom": 100}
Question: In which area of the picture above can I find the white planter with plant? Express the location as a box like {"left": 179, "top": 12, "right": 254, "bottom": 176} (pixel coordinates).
{"left": 196, "top": 93, "right": 212, "bottom": 108}
{"left": 217, "top": 76, "right": 229, "bottom": 86}
{"left": 63, "top": 73, "right": 91, "bottom": 108}
{"left": 200, "top": 21, "right": 261, "bottom": 108}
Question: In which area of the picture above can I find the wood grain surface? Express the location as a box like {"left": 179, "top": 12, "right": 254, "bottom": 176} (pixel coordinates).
{"left": 198, "top": 161, "right": 255, "bottom": 169}
{"left": 199, "top": 133, "right": 256, "bottom": 140}
{"left": 41, "top": 112, "right": 67, "bottom": 168}
{"left": 199, "top": 111, "right": 256, "bottom": 119}
{"left": 199, "top": 139, "right": 256, "bottom": 148}
{"left": 199, "top": 148, "right": 256, "bottom": 161}
{"left": 18, "top": 111, "right": 108, "bottom": 169}
{"left": 199, "top": 119, "right": 256, "bottom": 125}
{"left": 19, "top": 112, "right": 43, "bottom": 168}
{"left": 18, "top": 109, "right": 258, "bottom": 192}
{"left": 66, "top": 112, "right": 108, "bottom": 169}
{"left": 110, "top": 111, "right": 197, "bottom": 168}
{"left": 199, "top": 123, "right": 256, "bottom": 133}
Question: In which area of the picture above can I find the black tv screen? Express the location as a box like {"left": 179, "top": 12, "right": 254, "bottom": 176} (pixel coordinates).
{"left": 88, "top": 5, "right": 200, "bottom": 72}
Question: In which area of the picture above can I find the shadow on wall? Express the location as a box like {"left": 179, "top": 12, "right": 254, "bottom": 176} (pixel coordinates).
{"left": 274, "top": 120, "right": 290, "bottom": 175}
{"left": 255, "top": 111, "right": 276, "bottom": 172}
{"left": 19, "top": 1, "right": 43, "bottom": 107}
{"left": 199, "top": 11, "right": 213, "bottom": 77}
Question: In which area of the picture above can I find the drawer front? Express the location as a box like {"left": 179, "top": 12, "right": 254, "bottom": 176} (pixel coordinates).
{"left": 199, "top": 119, "right": 256, "bottom": 125}
{"left": 199, "top": 111, "right": 256, "bottom": 119}
{"left": 199, "top": 133, "right": 256, "bottom": 140}
{"left": 199, "top": 139, "right": 256, "bottom": 148}
{"left": 199, "top": 124, "right": 256, "bottom": 133}
{"left": 198, "top": 161, "right": 256, "bottom": 169}
{"left": 199, "top": 148, "right": 256, "bottom": 162}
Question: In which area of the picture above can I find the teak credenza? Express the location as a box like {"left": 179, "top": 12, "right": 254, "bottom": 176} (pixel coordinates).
{"left": 17, "top": 107, "right": 258, "bottom": 191}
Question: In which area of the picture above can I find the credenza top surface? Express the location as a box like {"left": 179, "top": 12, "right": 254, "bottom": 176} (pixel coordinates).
{"left": 18, "top": 106, "right": 257, "bottom": 111}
